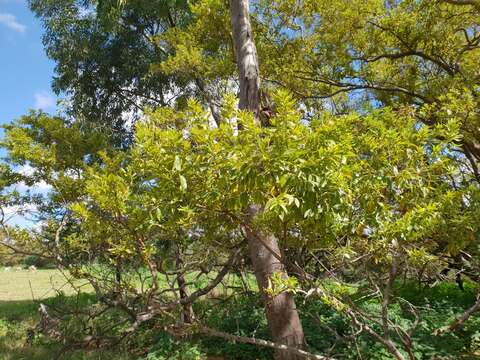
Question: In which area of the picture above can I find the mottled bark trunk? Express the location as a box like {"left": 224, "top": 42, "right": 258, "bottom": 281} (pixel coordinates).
{"left": 229, "top": 0, "right": 260, "bottom": 121}
{"left": 243, "top": 206, "right": 306, "bottom": 360}
{"left": 229, "top": 1, "right": 306, "bottom": 358}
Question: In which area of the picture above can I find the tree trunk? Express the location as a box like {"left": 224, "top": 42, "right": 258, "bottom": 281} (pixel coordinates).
{"left": 177, "top": 271, "right": 194, "bottom": 323}
{"left": 176, "top": 247, "right": 194, "bottom": 324}
{"left": 243, "top": 206, "right": 306, "bottom": 360}
{"left": 229, "top": 1, "right": 306, "bottom": 358}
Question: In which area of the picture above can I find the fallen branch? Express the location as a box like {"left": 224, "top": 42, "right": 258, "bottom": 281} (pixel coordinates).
{"left": 197, "top": 325, "right": 335, "bottom": 360}
{"left": 434, "top": 293, "right": 480, "bottom": 335}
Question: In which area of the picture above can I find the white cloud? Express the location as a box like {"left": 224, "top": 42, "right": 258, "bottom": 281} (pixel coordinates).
{"left": 2, "top": 203, "right": 38, "bottom": 227}
{"left": 13, "top": 180, "right": 51, "bottom": 193}
{"left": 12, "top": 164, "right": 53, "bottom": 193}
{"left": 34, "top": 92, "right": 56, "bottom": 110}
{"left": 0, "top": 13, "right": 26, "bottom": 33}
{"left": 5, "top": 165, "right": 53, "bottom": 197}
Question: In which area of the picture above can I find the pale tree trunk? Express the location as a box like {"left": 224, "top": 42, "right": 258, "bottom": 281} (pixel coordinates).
{"left": 229, "top": 1, "right": 306, "bottom": 359}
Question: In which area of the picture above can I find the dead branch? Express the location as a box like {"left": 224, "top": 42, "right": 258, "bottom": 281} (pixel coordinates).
{"left": 434, "top": 293, "right": 480, "bottom": 335}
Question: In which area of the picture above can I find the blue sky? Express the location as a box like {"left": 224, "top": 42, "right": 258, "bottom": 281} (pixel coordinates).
{"left": 0, "top": 0, "right": 57, "bottom": 128}
{"left": 0, "top": 0, "right": 56, "bottom": 227}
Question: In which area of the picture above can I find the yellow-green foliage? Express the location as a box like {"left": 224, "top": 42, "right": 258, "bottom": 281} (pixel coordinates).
{"left": 59, "top": 91, "right": 479, "bottom": 274}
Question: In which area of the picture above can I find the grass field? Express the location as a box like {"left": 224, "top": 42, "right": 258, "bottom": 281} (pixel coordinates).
{"left": 0, "top": 268, "right": 130, "bottom": 360}
{"left": 0, "top": 268, "right": 257, "bottom": 360}
{"left": 0, "top": 268, "right": 90, "bottom": 301}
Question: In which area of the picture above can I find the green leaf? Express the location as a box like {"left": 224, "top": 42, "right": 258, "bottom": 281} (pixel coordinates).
{"left": 174, "top": 155, "right": 182, "bottom": 171}
{"left": 179, "top": 174, "right": 187, "bottom": 191}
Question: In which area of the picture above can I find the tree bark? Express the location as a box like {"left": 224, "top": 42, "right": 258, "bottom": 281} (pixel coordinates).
{"left": 176, "top": 247, "right": 194, "bottom": 324}
{"left": 243, "top": 206, "right": 306, "bottom": 360}
{"left": 177, "top": 272, "right": 194, "bottom": 323}
{"left": 229, "top": 0, "right": 260, "bottom": 121}
{"left": 229, "top": 1, "right": 306, "bottom": 358}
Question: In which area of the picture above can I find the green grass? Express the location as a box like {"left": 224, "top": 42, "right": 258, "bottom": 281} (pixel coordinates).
{"left": 0, "top": 294, "right": 133, "bottom": 360}
{"left": 0, "top": 267, "right": 254, "bottom": 302}
{"left": 0, "top": 268, "right": 91, "bottom": 301}
{"left": 0, "top": 269, "right": 112, "bottom": 359}
{"left": 0, "top": 268, "right": 254, "bottom": 360}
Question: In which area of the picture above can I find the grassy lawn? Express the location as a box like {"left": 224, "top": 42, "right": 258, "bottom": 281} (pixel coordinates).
{"left": 0, "top": 269, "right": 87, "bottom": 359}
{"left": 0, "top": 268, "right": 90, "bottom": 301}
{"left": 0, "top": 268, "right": 131, "bottom": 360}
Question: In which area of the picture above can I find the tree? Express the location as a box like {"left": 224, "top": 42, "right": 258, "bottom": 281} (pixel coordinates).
{"left": 1, "top": 1, "right": 480, "bottom": 359}
{"left": 160, "top": 0, "right": 480, "bottom": 180}
{"left": 3, "top": 90, "right": 478, "bottom": 359}
{"left": 28, "top": 0, "right": 192, "bottom": 142}
{"left": 253, "top": 0, "right": 480, "bottom": 179}
{"left": 229, "top": 0, "right": 305, "bottom": 357}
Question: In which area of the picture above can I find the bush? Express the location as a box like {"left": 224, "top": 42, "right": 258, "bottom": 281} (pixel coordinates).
{"left": 0, "top": 250, "right": 24, "bottom": 267}
{"left": 23, "top": 255, "right": 53, "bottom": 269}
{"left": 144, "top": 332, "right": 205, "bottom": 360}
{"left": 196, "top": 295, "right": 273, "bottom": 360}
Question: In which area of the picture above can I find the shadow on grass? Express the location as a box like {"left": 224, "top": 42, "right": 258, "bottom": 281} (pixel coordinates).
{"left": 0, "top": 293, "right": 97, "bottom": 322}
{"left": 0, "top": 293, "right": 123, "bottom": 360}
{"left": 0, "top": 297, "right": 57, "bottom": 360}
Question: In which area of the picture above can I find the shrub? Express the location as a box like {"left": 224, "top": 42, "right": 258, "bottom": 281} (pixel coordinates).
{"left": 23, "top": 255, "right": 53, "bottom": 269}
{"left": 144, "top": 332, "right": 205, "bottom": 360}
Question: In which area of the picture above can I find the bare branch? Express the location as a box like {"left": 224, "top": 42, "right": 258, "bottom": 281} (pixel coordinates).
{"left": 197, "top": 325, "right": 334, "bottom": 360}
{"left": 441, "top": 0, "right": 480, "bottom": 7}
{"left": 434, "top": 293, "right": 480, "bottom": 335}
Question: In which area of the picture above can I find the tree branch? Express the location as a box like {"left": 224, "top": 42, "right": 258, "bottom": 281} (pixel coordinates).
{"left": 197, "top": 325, "right": 334, "bottom": 360}
{"left": 441, "top": 0, "right": 480, "bottom": 7}
{"left": 434, "top": 293, "right": 480, "bottom": 335}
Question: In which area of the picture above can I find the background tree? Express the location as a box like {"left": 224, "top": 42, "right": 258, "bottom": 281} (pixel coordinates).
{"left": 29, "top": 0, "right": 192, "bottom": 143}
{"left": 253, "top": 0, "right": 480, "bottom": 179}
